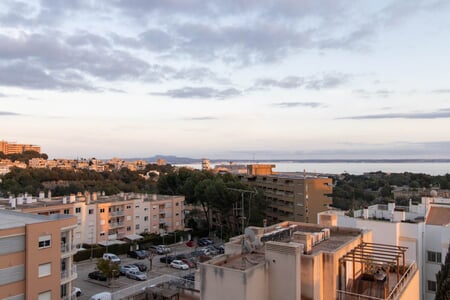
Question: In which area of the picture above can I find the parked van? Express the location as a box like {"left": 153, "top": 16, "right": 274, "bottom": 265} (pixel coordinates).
{"left": 102, "top": 253, "right": 120, "bottom": 263}
{"left": 89, "top": 292, "right": 112, "bottom": 300}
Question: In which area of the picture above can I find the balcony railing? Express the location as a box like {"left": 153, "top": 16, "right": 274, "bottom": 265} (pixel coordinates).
{"left": 110, "top": 210, "right": 124, "bottom": 216}
{"left": 61, "top": 265, "right": 77, "bottom": 281}
{"left": 61, "top": 243, "right": 77, "bottom": 253}
{"left": 109, "top": 222, "right": 125, "bottom": 228}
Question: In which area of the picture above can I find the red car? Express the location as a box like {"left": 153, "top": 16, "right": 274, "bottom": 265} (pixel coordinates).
{"left": 186, "top": 240, "right": 195, "bottom": 247}
{"left": 182, "top": 258, "right": 196, "bottom": 268}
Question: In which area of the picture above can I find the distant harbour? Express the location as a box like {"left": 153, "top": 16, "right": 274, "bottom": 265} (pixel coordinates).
{"left": 175, "top": 161, "right": 450, "bottom": 176}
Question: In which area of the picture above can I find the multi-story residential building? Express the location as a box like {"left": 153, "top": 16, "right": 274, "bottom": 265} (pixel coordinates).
{"left": 1, "top": 192, "right": 185, "bottom": 247}
{"left": 239, "top": 164, "right": 332, "bottom": 224}
{"left": 318, "top": 195, "right": 450, "bottom": 300}
{"left": 197, "top": 220, "right": 419, "bottom": 300}
{"left": 0, "top": 140, "right": 41, "bottom": 154}
{"left": 0, "top": 210, "right": 77, "bottom": 300}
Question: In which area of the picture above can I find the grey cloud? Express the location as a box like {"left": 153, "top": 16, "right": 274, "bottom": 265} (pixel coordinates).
{"left": 0, "top": 111, "right": 23, "bottom": 116}
{"left": 139, "top": 29, "right": 175, "bottom": 51}
{"left": 275, "top": 102, "right": 323, "bottom": 108}
{"left": 0, "top": 62, "right": 96, "bottom": 91}
{"left": 66, "top": 31, "right": 111, "bottom": 48}
{"left": 152, "top": 87, "right": 241, "bottom": 99}
{"left": 339, "top": 108, "right": 450, "bottom": 120}
{"left": 257, "top": 73, "right": 349, "bottom": 90}
{"left": 184, "top": 116, "right": 218, "bottom": 121}
{"left": 431, "top": 89, "right": 450, "bottom": 94}
{"left": 173, "top": 67, "right": 230, "bottom": 84}
{"left": 353, "top": 89, "right": 394, "bottom": 98}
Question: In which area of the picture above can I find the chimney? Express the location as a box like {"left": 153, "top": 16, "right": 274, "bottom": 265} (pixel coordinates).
{"left": 69, "top": 194, "right": 76, "bottom": 203}
{"left": 47, "top": 190, "right": 52, "bottom": 200}
{"left": 62, "top": 197, "right": 67, "bottom": 204}
{"left": 39, "top": 191, "right": 45, "bottom": 200}
{"left": 92, "top": 192, "right": 97, "bottom": 201}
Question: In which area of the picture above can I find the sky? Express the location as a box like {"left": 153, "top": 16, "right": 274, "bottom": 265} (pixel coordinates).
{"left": 1, "top": 0, "right": 450, "bottom": 160}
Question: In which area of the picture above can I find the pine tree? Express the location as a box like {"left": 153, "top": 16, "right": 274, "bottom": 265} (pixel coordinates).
{"left": 436, "top": 244, "right": 450, "bottom": 300}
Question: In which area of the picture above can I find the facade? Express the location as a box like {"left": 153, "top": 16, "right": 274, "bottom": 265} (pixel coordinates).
{"left": 198, "top": 220, "right": 419, "bottom": 300}
{"left": 0, "top": 210, "right": 77, "bottom": 300}
{"left": 1, "top": 192, "right": 185, "bottom": 247}
{"left": 318, "top": 196, "right": 450, "bottom": 300}
{"left": 239, "top": 165, "right": 333, "bottom": 224}
{"left": 201, "top": 158, "right": 210, "bottom": 171}
{"left": 0, "top": 140, "right": 41, "bottom": 154}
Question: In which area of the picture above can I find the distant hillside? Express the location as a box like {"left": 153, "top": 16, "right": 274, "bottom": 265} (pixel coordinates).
{"left": 125, "top": 155, "right": 200, "bottom": 164}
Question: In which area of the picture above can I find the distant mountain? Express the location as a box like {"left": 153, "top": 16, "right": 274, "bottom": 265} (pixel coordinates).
{"left": 125, "top": 155, "right": 201, "bottom": 164}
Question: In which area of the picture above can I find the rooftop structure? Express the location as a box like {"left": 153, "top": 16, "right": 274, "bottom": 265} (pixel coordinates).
{"left": 199, "top": 220, "right": 418, "bottom": 300}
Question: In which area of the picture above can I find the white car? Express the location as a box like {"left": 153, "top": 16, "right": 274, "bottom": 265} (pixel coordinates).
{"left": 102, "top": 253, "right": 121, "bottom": 263}
{"left": 72, "top": 287, "right": 82, "bottom": 298}
{"left": 170, "top": 260, "right": 189, "bottom": 270}
{"left": 126, "top": 269, "right": 148, "bottom": 281}
{"left": 120, "top": 264, "right": 139, "bottom": 275}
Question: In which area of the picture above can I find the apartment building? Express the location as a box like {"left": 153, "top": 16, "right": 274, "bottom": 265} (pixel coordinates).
{"left": 1, "top": 192, "right": 185, "bottom": 247}
{"left": 318, "top": 195, "right": 450, "bottom": 300}
{"left": 198, "top": 220, "right": 419, "bottom": 300}
{"left": 239, "top": 164, "right": 332, "bottom": 224}
{"left": 0, "top": 210, "right": 77, "bottom": 300}
{"left": 0, "top": 140, "right": 41, "bottom": 155}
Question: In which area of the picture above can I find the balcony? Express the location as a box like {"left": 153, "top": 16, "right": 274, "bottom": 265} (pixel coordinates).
{"left": 61, "top": 243, "right": 77, "bottom": 255}
{"left": 109, "top": 221, "right": 125, "bottom": 229}
{"left": 110, "top": 210, "right": 124, "bottom": 216}
{"left": 61, "top": 265, "right": 77, "bottom": 283}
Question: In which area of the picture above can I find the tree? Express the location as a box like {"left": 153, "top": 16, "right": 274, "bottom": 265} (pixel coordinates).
{"left": 96, "top": 258, "right": 120, "bottom": 284}
{"left": 436, "top": 244, "right": 450, "bottom": 300}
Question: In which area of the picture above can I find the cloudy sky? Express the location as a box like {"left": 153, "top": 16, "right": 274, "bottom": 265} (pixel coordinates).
{"left": 1, "top": 0, "right": 450, "bottom": 160}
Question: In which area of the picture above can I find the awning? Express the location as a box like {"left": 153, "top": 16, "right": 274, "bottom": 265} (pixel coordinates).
{"left": 98, "top": 240, "right": 126, "bottom": 246}
{"left": 123, "top": 234, "right": 144, "bottom": 241}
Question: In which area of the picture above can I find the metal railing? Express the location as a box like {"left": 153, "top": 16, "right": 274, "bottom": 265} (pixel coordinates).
{"left": 336, "top": 262, "right": 417, "bottom": 300}
{"left": 61, "top": 243, "right": 77, "bottom": 253}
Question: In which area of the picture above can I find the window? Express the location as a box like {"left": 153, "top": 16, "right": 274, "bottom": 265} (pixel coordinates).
{"left": 176, "top": 202, "right": 179, "bottom": 206}
{"left": 63, "top": 209, "right": 70, "bottom": 214}
{"left": 100, "top": 232, "right": 105, "bottom": 236}
{"left": 135, "top": 224, "right": 140, "bottom": 230}
{"left": 38, "top": 291, "right": 51, "bottom": 300}
{"left": 75, "top": 207, "right": 81, "bottom": 213}
{"left": 38, "top": 263, "right": 51, "bottom": 277}
{"left": 88, "top": 209, "right": 94, "bottom": 214}
{"left": 38, "top": 235, "right": 51, "bottom": 249}
{"left": 428, "top": 280, "right": 437, "bottom": 292}
{"left": 144, "top": 208, "right": 148, "bottom": 211}
{"left": 126, "top": 226, "right": 131, "bottom": 231}
{"left": 176, "top": 213, "right": 179, "bottom": 216}
{"left": 135, "top": 205, "right": 140, "bottom": 208}
{"left": 427, "top": 251, "right": 442, "bottom": 263}
{"left": 126, "top": 205, "right": 131, "bottom": 209}
{"left": 100, "top": 208, "right": 105, "bottom": 213}
{"left": 144, "top": 216, "right": 148, "bottom": 221}
{"left": 136, "top": 216, "right": 140, "bottom": 219}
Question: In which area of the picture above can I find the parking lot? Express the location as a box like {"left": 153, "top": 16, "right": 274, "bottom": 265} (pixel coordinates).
{"left": 73, "top": 242, "right": 203, "bottom": 299}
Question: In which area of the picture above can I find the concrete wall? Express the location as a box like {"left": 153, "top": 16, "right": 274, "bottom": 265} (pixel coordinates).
{"left": 398, "top": 268, "right": 420, "bottom": 300}
{"left": 266, "top": 242, "right": 302, "bottom": 300}
{"left": 200, "top": 260, "right": 268, "bottom": 300}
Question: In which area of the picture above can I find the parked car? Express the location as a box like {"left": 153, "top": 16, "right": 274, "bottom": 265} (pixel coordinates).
{"left": 72, "top": 287, "right": 82, "bottom": 297}
{"left": 160, "top": 255, "right": 176, "bottom": 264}
{"left": 120, "top": 264, "right": 139, "bottom": 275}
{"left": 88, "top": 271, "right": 107, "bottom": 282}
{"left": 149, "top": 245, "right": 171, "bottom": 254}
{"left": 181, "top": 258, "right": 196, "bottom": 268}
{"left": 186, "top": 240, "right": 195, "bottom": 247}
{"left": 127, "top": 250, "right": 148, "bottom": 259}
{"left": 126, "top": 269, "right": 148, "bottom": 281}
{"left": 132, "top": 262, "right": 147, "bottom": 272}
{"left": 170, "top": 259, "right": 189, "bottom": 270}
{"left": 102, "top": 253, "right": 121, "bottom": 263}
{"left": 197, "top": 237, "right": 213, "bottom": 247}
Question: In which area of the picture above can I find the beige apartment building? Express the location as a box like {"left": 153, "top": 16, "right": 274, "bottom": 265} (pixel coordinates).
{"left": 1, "top": 192, "right": 185, "bottom": 247}
{"left": 198, "top": 220, "right": 419, "bottom": 300}
{"left": 0, "top": 210, "right": 77, "bottom": 300}
{"left": 239, "top": 164, "right": 333, "bottom": 224}
{"left": 0, "top": 140, "right": 41, "bottom": 155}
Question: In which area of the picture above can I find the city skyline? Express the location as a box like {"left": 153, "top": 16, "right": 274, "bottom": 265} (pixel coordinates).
{"left": 1, "top": 1, "right": 450, "bottom": 159}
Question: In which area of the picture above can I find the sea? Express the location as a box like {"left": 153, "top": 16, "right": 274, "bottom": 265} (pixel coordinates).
{"left": 175, "top": 162, "right": 450, "bottom": 176}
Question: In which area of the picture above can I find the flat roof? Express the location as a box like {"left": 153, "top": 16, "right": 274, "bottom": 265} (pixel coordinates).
{"left": 426, "top": 205, "right": 450, "bottom": 226}
{"left": 0, "top": 209, "right": 71, "bottom": 229}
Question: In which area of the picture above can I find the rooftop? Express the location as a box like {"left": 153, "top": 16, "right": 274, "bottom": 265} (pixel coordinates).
{"left": 0, "top": 209, "right": 73, "bottom": 229}
{"left": 426, "top": 205, "right": 450, "bottom": 226}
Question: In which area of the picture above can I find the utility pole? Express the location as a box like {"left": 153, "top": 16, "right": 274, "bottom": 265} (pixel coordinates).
{"left": 227, "top": 188, "right": 257, "bottom": 235}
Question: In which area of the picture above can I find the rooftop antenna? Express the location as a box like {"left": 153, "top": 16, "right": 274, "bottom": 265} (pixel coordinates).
{"left": 227, "top": 187, "right": 257, "bottom": 267}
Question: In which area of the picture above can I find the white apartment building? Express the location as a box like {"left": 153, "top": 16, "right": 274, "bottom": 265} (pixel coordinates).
{"left": 318, "top": 195, "right": 450, "bottom": 300}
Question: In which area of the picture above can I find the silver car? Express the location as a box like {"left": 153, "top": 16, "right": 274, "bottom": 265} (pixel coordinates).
{"left": 126, "top": 270, "right": 148, "bottom": 281}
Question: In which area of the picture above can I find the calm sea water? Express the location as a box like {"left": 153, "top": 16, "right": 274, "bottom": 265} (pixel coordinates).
{"left": 175, "top": 162, "right": 450, "bottom": 176}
